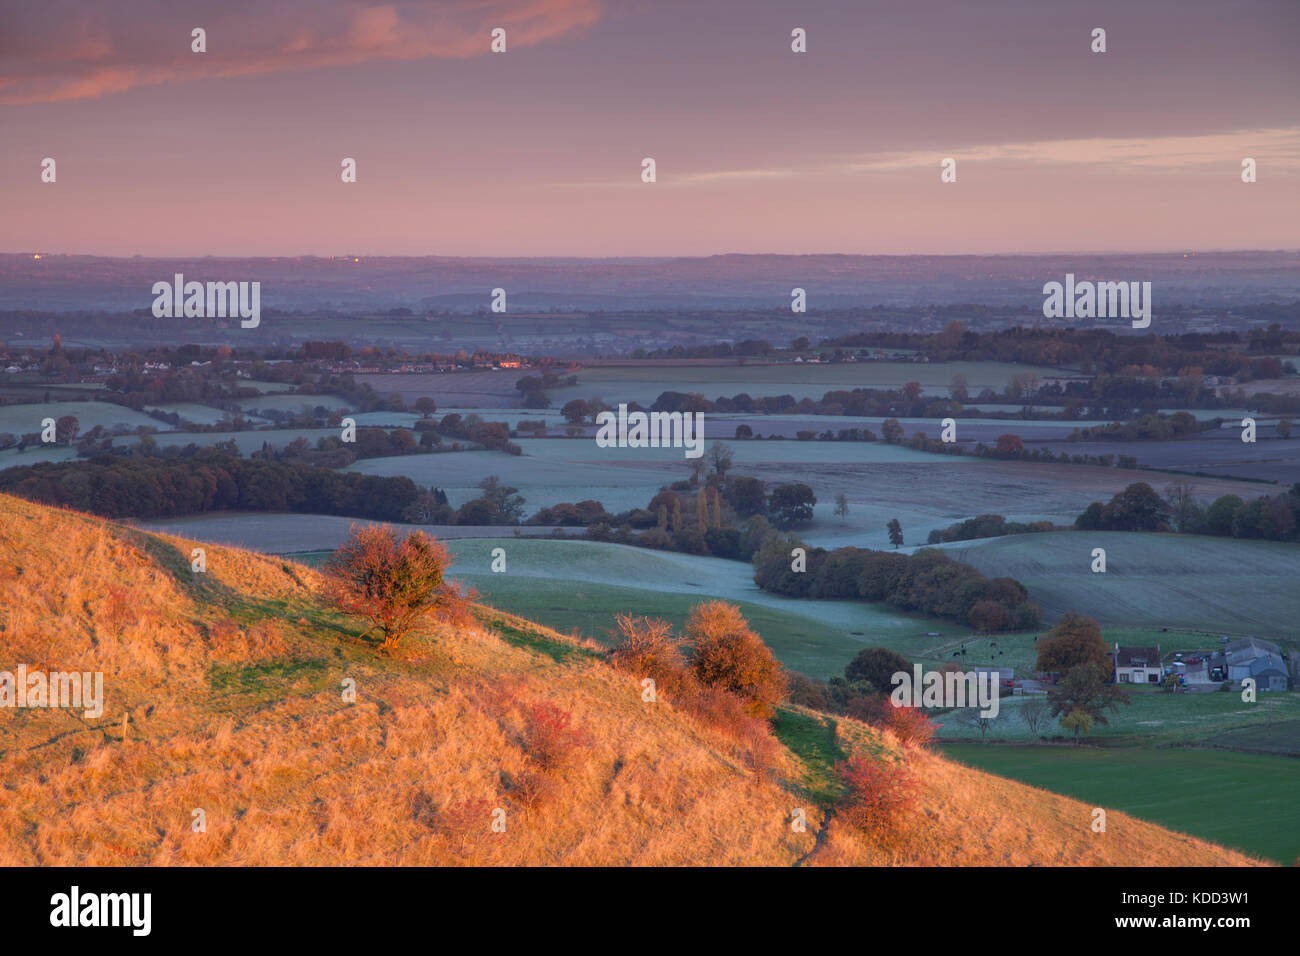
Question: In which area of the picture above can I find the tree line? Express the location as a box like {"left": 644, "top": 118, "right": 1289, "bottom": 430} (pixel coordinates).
{"left": 751, "top": 540, "right": 1042, "bottom": 633}
{"left": 0, "top": 451, "right": 430, "bottom": 523}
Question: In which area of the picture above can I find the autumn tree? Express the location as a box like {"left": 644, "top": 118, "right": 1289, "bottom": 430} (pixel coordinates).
{"left": 844, "top": 646, "right": 910, "bottom": 695}
{"left": 561, "top": 398, "right": 589, "bottom": 424}
{"left": 994, "top": 433, "right": 1024, "bottom": 457}
{"left": 724, "top": 475, "right": 766, "bottom": 517}
{"left": 1101, "top": 482, "right": 1169, "bottom": 531}
{"left": 1060, "top": 708, "right": 1093, "bottom": 743}
{"left": 55, "top": 414, "right": 79, "bottom": 445}
{"left": 323, "top": 525, "right": 465, "bottom": 652}
{"left": 1035, "top": 612, "right": 1109, "bottom": 675}
{"left": 478, "top": 474, "right": 526, "bottom": 524}
{"left": 1163, "top": 480, "right": 1203, "bottom": 533}
{"left": 767, "top": 483, "right": 816, "bottom": 528}
{"left": 685, "top": 601, "right": 786, "bottom": 718}
{"left": 1047, "top": 663, "right": 1130, "bottom": 738}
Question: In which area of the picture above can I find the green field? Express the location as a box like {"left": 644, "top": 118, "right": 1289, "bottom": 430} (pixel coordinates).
{"left": 935, "top": 687, "right": 1300, "bottom": 745}
{"left": 945, "top": 531, "right": 1300, "bottom": 635}
{"left": 940, "top": 743, "right": 1300, "bottom": 864}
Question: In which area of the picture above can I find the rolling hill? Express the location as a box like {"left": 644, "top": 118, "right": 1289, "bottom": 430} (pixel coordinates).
{"left": 0, "top": 494, "right": 1264, "bottom": 866}
{"left": 943, "top": 531, "right": 1300, "bottom": 634}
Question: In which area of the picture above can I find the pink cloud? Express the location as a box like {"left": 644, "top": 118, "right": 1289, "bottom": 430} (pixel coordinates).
{"left": 0, "top": 0, "right": 605, "bottom": 105}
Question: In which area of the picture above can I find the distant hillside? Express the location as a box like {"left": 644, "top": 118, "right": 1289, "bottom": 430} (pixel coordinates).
{"left": 0, "top": 494, "right": 1264, "bottom": 866}
{"left": 3, "top": 251, "right": 1298, "bottom": 311}
{"left": 943, "top": 531, "right": 1300, "bottom": 635}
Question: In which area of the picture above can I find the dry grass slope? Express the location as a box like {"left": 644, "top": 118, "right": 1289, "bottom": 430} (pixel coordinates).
{"left": 0, "top": 494, "right": 1265, "bottom": 867}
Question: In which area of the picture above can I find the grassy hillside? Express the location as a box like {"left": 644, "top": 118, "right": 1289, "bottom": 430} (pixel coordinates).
{"left": 945, "top": 531, "right": 1300, "bottom": 634}
{"left": 0, "top": 494, "right": 1265, "bottom": 866}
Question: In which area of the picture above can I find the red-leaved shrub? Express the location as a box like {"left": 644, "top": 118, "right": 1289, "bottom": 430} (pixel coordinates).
{"left": 836, "top": 756, "right": 918, "bottom": 841}
{"left": 885, "top": 705, "right": 936, "bottom": 748}
{"left": 523, "top": 702, "right": 590, "bottom": 772}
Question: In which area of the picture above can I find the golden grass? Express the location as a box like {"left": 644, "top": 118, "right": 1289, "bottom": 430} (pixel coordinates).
{"left": 0, "top": 494, "right": 1266, "bottom": 866}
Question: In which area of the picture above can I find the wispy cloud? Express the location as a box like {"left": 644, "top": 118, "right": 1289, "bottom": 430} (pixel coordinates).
{"left": 547, "top": 127, "right": 1300, "bottom": 192}
{"left": 675, "top": 167, "right": 797, "bottom": 185}
{"left": 845, "top": 128, "right": 1300, "bottom": 172}
{"left": 0, "top": 0, "right": 605, "bottom": 105}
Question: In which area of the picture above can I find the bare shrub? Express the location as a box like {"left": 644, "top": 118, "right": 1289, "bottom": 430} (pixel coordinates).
{"left": 609, "top": 614, "right": 689, "bottom": 697}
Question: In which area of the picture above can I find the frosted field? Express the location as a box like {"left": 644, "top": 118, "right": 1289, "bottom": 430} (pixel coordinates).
{"left": 344, "top": 411, "right": 421, "bottom": 427}
{"left": 343, "top": 447, "right": 673, "bottom": 512}
{"left": 516, "top": 436, "right": 975, "bottom": 465}
{"left": 0, "top": 401, "right": 163, "bottom": 434}
{"left": 0, "top": 444, "right": 80, "bottom": 465}
{"left": 941, "top": 531, "right": 1300, "bottom": 635}
{"left": 343, "top": 438, "right": 983, "bottom": 513}
{"left": 359, "top": 361, "right": 1073, "bottom": 408}
{"left": 551, "top": 360, "right": 1075, "bottom": 406}
{"left": 140, "top": 428, "right": 339, "bottom": 454}
{"left": 146, "top": 402, "right": 268, "bottom": 426}
{"left": 342, "top": 437, "right": 1276, "bottom": 548}
{"left": 241, "top": 380, "right": 300, "bottom": 394}
{"left": 233, "top": 394, "right": 353, "bottom": 415}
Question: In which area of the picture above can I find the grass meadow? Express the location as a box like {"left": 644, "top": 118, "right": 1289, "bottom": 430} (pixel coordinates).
{"left": 940, "top": 743, "right": 1299, "bottom": 864}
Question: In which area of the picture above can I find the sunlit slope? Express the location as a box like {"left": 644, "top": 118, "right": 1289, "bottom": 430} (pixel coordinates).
{"left": 0, "top": 494, "right": 1262, "bottom": 866}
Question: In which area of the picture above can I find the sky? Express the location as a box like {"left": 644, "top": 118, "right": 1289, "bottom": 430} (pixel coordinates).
{"left": 1, "top": 0, "right": 1297, "bottom": 257}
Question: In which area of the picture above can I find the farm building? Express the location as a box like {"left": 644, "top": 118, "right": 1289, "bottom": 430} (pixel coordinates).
{"left": 971, "top": 666, "right": 1016, "bottom": 696}
{"left": 1224, "top": 637, "right": 1283, "bottom": 665}
{"left": 1233, "top": 652, "right": 1290, "bottom": 692}
{"left": 1114, "top": 644, "right": 1162, "bottom": 684}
